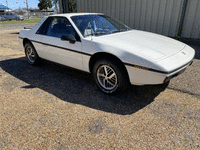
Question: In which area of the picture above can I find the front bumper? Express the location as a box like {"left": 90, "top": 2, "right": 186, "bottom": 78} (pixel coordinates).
{"left": 163, "top": 60, "right": 193, "bottom": 83}
{"left": 125, "top": 60, "right": 193, "bottom": 85}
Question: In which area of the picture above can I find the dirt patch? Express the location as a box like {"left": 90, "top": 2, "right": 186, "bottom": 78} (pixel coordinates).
{"left": 0, "top": 28, "right": 23, "bottom": 51}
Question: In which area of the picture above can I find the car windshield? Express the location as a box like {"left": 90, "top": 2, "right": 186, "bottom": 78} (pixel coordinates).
{"left": 71, "top": 14, "right": 132, "bottom": 37}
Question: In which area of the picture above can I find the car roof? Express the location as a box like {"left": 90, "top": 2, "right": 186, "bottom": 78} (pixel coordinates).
{"left": 49, "top": 13, "right": 103, "bottom": 18}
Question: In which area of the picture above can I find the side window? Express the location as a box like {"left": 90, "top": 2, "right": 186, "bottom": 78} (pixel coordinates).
{"left": 45, "top": 17, "right": 80, "bottom": 41}
{"left": 36, "top": 17, "right": 53, "bottom": 35}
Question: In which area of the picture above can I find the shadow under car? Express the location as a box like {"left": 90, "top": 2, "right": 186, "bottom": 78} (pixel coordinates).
{"left": 0, "top": 57, "right": 168, "bottom": 115}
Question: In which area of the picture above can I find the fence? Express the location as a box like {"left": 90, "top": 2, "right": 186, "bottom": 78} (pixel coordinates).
{"left": 77, "top": 0, "right": 200, "bottom": 39}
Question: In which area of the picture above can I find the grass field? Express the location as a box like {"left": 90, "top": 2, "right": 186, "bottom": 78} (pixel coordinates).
{"left": 0, "top": 18, "right": 41, "bottom": 25}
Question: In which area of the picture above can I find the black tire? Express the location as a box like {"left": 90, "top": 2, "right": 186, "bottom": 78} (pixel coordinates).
{"left": 92, "top": 59, "right": 129, "bottom": 94}
{"left": 25, "top": 42, "right": 41, "bottom": 65}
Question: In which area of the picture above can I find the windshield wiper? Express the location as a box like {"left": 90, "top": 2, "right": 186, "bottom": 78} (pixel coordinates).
{"left": 111, "top": 30, "right": 120, "bottom": 34}
{"left": 85, "top": 32, "right": 107, "bottom": 37}
{"left": 93, "top": 32, "right": 107, "bottom": 36}
{"left": 85, "top": 33, "right": 94, "bottom": 37}
{"left": 111, "top": 29, "right": 132, "bottom": 34}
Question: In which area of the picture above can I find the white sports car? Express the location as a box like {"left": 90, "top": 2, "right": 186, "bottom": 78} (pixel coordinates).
{"left": 19, "top": 13, "right": 195, "bottom": 94}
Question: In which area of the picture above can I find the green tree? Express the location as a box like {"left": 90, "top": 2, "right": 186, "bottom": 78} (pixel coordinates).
{"left": 69, "top": 0, "right": 76, "bottom": 12}
{"left": 38, "top": 0, "right": 53, "bottom": 10}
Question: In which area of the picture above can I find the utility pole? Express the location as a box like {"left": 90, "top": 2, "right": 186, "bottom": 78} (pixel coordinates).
{"left": 6, "top": 0, "right": 8, "bottom": 7}
{"left": 26, "top": 0, "right": 29, "bottom": 19}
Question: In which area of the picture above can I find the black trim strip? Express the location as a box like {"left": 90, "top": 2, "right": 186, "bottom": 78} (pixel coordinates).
{"left": 124, "top": 62, "right": 168, "bottom": 74}
{"left": 124, "top": 61, "right": 192, "bottom": 74}
{"left": 19, "top": 37, "right": 92, "bottom": 56}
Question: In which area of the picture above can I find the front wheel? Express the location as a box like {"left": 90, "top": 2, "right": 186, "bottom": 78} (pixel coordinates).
{"left": 92, "top": 59, "right": 129, "bottom": 94}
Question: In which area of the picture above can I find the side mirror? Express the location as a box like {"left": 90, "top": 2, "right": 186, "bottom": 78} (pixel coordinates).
{"left": 61, "top": 34, "right": 76, "bottom": 44}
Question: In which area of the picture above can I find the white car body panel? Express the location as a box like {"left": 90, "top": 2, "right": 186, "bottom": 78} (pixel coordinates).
{"left": 19, "top": 13, "right": 195, "bottom": 86}
{"left": 156, "top": 45, "right": 195, "bottom": 72}
{"left": 36, "top": 35, "right": 83, "bottom": 71}
{"left": 91, "top": 30, "right": 186, "bottom": 60}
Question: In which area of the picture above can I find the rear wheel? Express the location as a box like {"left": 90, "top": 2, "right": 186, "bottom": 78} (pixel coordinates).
{"left": 25, "top": 42, "right": 41, "bottom": 65}
{"left": 92, "top": 59, "right": 128, "bottom": 94}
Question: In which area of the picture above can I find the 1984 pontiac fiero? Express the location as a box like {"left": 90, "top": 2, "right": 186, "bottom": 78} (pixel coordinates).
{"left": 19, "top": 13, "right": 195, "bottom": 94}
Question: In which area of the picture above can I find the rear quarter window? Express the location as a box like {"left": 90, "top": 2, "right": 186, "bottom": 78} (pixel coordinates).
{"left": 36, "top": 17, "right": 53, "bottom": 35}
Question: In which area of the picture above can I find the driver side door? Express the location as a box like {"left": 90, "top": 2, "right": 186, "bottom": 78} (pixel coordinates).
{"left": 39, "top": 17, "right": 83, "bottom": 71}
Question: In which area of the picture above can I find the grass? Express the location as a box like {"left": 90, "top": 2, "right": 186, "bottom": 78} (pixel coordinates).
{"left": 0, "top": 18, "right": 41, "bottom": 25}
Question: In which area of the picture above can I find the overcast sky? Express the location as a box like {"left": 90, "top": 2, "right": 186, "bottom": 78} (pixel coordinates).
{"left": 1, "top": 0, "right": 40, "bottom": 9}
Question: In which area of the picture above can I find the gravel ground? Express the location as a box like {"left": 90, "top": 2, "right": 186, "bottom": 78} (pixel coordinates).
{"left": 0, "top": 26, "right": 200, "bottom": 149}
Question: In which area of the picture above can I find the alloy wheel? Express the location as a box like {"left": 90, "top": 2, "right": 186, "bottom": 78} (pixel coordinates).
{"left": 96, "top": 65, "right": 118, "bottom": 91}
{"left": 26, "top": 46, "right": 35, "bottom": 63}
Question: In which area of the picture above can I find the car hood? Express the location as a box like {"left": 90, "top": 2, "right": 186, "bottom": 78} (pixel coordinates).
{"left": 92, "top": 30, "right": 186, "bottom": 61}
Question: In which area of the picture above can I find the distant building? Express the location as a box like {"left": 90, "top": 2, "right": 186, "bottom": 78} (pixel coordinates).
{"left": 29, "top": 9, "right": 54, "bottom": 18}
{"left": 0, "top": 5, "right": 9, "bottom": 12}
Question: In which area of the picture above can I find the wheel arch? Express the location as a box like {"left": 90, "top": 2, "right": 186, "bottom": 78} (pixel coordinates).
{"left": 89, "top": 52, "right": 130, "bottom": 84}
{"left": 23, "top": 38, "right": 32, "bottom": 47}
